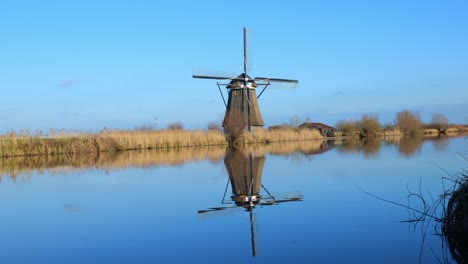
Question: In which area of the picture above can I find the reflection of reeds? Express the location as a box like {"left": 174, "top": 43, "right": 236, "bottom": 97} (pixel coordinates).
{"left": 0, "top": 146, "right": 227, "bottom": 182}
{"left": 0, "top": 140, "right": 329, "bottom": 182}
{"left": 245, "top": 140, "right": 325, "bottom": 157}
{"left": 382, "top": 135, "right": 401, "bottom": 145}
{"left": 337, "top": 138, "right": 382, "bottom": 157}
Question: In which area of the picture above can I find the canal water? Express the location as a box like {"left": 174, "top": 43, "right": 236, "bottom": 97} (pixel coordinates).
{"left": 0, "top": 136, "right": 466, "bottom": 263}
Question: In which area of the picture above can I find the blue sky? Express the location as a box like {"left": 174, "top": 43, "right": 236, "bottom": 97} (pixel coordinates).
{"left": 1, "top": 0, "right": 467, "bottom": 132}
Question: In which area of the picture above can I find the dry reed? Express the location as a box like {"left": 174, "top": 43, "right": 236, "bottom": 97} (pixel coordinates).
{"left": 0, "top": 128, "right": 324, "bottom": 158}
{"left": 238, "top": 128, "right": 323, "bottom": 145}
{"left": 423, "top": 128, "right": 440, "bottom": 136}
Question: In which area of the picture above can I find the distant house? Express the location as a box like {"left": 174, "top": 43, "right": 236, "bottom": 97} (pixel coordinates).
{"left": 299, "top": 122, "right": 336, "bottom": 137}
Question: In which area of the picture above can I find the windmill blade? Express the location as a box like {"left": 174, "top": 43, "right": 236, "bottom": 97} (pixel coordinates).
{"left": 245, "top": 27, "right": 254, "bottom": 74}
{"left": 254, "top": 77, "right": 298, "bottom": 83}
{"left": 259, "top": 196, "right": 303, "bottom": 206}
{"left": 192, "top": 69, "right": 239, "bottom": 80}
{"left": 256, "top": 82, "right": 298, "bottom": 90}
{"left": 193, "top": 74, "right": 235, "bottom": 80}
{"left": 198, "top": 205, "right": 248, "bottom": 220}
{"left": 259, "top": 191, "right": 303, "bottom": 205}
{"left": 243, "top": 27, "right": 248, "bottom": 75}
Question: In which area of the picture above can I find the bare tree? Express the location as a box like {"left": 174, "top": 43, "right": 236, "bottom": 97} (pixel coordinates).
{"left": 359, "top": 113, "right": 382, "bottom": 138}
{"left": 289, "top": 115, "right": 302, "bottom": 127}
{"left": 431, "top": 113, "right": 449, "bottom": 130}
{"left": 167, "top": 122, "right": 184, "bottom": 130}
{"left": 396, "top": 110, "right": 422, "bottom": 135}
{"left": 335, "top": 120, "right": 360, "bottom": 137}
{"left": 207, "top": 121, "right": 222, "bottom": 131}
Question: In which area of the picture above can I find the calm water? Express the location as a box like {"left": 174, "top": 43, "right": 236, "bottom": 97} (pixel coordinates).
{"left": 0, "top": 136, "right": 467, "bottom": 263}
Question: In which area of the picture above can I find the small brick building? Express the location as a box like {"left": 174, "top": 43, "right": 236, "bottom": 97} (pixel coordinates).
{"left": 299, "top": 122, "right": 336, "bottom": 137}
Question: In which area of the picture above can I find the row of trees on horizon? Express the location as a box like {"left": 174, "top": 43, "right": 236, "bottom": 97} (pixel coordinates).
{"left": 333, "top": 110, "right": 463, "bottom": 137}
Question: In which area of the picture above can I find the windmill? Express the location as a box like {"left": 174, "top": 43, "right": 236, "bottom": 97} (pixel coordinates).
{"left": 198, "top": 148, "right": 303, "bottom": 257}
{"left": 193, "top": 27, "right": 298, "bottom": 132}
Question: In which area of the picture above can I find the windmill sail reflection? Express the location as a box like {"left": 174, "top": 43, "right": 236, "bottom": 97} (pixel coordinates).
{"left": 198, "top": 147, "right": 303, "bottom": 257}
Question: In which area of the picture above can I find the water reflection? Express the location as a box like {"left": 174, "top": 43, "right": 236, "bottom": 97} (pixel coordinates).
{"left": 335, "top": 135, "right": 463, "bottom": 158}
{"left": 432, "top": 136, "right": 450, "bottom": 152}
{"left": 0, "top": 136, "right": 463, "bottom": 182}
{"left": 199, "top": 147, "right": 303, "bottom": 257}
{"left": 0, "top": 140, "right": 329, "bottom": 182}
{"left": 336, "top": 138, "right": 382, "bottom": 157}
{"left": 378, "top": 155, "right": 468, "bottom": 263}
{"left": 397, "top": 136, "right": 424, "bottom": 157}
{"left": 0, "top": 147, "right": 226, "bottom": 182}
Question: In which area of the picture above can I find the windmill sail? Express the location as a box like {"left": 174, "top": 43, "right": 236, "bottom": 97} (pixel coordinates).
{"left": 192, "top": 27, "right": 298, "bottom": 131}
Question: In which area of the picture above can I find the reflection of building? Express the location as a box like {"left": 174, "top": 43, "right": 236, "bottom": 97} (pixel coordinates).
{"left": 199, "top": 148, "right": 303, "bottom": 257}
{"left": 299, "top": 122, "right": 336, "bottom": 137}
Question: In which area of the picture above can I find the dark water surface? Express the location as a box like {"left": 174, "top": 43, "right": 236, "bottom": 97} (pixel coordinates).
{"left": 0, "top": 136, "right": 467, "bottom": 263}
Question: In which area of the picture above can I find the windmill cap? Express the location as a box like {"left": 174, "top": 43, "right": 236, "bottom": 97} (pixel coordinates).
{"left": 227, "top": 73, "right": 257, "bottom": 89}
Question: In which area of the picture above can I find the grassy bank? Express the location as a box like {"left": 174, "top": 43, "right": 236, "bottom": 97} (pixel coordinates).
{"left": 0, "top": 128, "right": 323, "bottom": 158}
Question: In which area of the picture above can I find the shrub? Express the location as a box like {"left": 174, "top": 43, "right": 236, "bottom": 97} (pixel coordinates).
{"left": 359, "top": 114, "right": 382, "bottom": 138}
{"left": 336, "top": 120, "right": 360, "bottom": 137}
{"left": 431, "top": 113, "right": 449, "bottom": 130}
{"left": 167, "top": 122, "right": 184, "bottom": 130}
{"left": 207, "top": 121, "right": 222, "bottom": 131}
{"left": 396, "top": 110, "right": 422, "bottom": 135}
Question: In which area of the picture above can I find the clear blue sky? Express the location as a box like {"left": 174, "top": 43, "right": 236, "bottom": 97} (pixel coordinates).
{"left": 1, "top": 0, "right": 467, "bottom": 132}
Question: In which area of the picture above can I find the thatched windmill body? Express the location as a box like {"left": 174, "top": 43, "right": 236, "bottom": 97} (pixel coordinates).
{"left": 193, "top": 28, "right": 298, "bottom": 132}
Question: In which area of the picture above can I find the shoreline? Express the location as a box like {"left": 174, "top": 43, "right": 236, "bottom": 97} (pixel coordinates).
{"left": 1, "top": 127, "right": 465, "bottom": 158}
{"left": 0, "top": 128, "right": 323, "bottom": 158}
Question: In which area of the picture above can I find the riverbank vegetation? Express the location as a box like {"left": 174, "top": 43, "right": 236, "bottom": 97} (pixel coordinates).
{"left": 0, "top": 127, "right": 323, "bottom": 158}
{"left": 335, "top": 111, "right": 467, "bottom": 138}
{"left": 1, "top": 110, "right": 465, "bottom": 157}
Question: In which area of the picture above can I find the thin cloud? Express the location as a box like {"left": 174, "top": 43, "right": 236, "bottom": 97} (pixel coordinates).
{"left": 57, "top": 79, "right": 80, "bottom": 88}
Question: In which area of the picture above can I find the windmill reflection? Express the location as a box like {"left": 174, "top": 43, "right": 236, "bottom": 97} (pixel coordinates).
{"left": 198, "top": 148, "right": 303, "bottom": 257}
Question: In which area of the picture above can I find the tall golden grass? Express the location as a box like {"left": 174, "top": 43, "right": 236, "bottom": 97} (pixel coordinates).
{"left": 444, "top": 127, "right": 459, "bottom": 135}
{"left": 382, "top": 128, "right": 403, "bottom": 137}
{"left": 233, "top": 128, "right": 323, "bottom": 145}
{"left": 0, "top": 128, "right": 324, "bottom": 158}
{"left": 423, "top": 128, "right": 440, "bottom": 136}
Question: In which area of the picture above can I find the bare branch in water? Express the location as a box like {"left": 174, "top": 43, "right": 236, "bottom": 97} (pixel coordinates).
{"left": 354, "top": 184, "right": 439, "bottom": 221}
